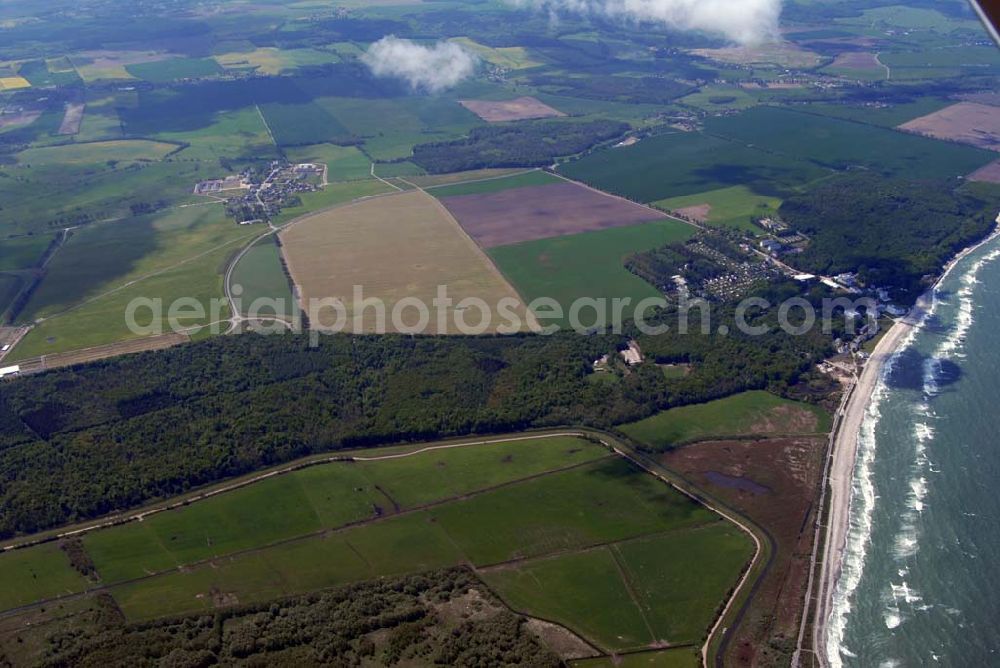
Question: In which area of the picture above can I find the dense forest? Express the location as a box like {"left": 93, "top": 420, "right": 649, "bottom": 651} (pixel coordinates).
{"left": 10, "top": 569, "right": 560, "bottom": 667}
{"left": 411, "top": 120, "right": 629, "bottom": 174}
{"left": 0, "top": 316, "right": 840, "bottom": 537}
{"left": 780, "top": 176, "right": 1000, "bottom": 302}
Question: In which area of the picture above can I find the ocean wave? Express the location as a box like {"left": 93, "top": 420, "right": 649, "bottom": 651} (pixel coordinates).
{"left": 826, "top": 239, "right": 1000, "bottom": 666}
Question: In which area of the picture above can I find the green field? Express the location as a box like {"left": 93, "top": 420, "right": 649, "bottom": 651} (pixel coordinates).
{"left": 484, "top": 523, "right": 752, "bottom": 651}
{"left": 489, "top": 220, "right": 696, "bottom": 326}
{"left": 559, "top": 131, "right": 829, "bottom": 203}
{"left": 428, "top": 169, "right": 560, "bottom": 197}
{"left": 282, "top": 143, "right": 371, "bottom": 181}
{"left": 125, "top": 57, "right": 224, "bottom": 82}
{"left": 10, "top": 206, "right": 252, "bottom": 358}
{"left": 0, "top": 542, "right": 90, "bottom": 611}
{"left": 15, "top": 139, "right": 178, "bottom": 166}
{"left": 371, "top": 161, "right": 426, "bottom": 178}
{"left": 0, "top": 273, "right": 25, "bottom": 315}
{"left": 801, "top": 98, "right": 953, "bottom": 128}
{"left": 0, "top": 234, "right": 53, "bottom": 271}
{"left": 573, "top": 648, "right": 701, "bottom": 668}
{"left": 704, "top": 106, "right": 996, "bottom": 180}
{"left": 260, "top": 101, "right": 353, "bottom": 146}
{"left": 82, "top": 436, "right": 609, "bottom": 584}
{"left": 620, "top": 391, "right": 832, "bottom": 449}
{"left": 652, "top": 185, "right": 781, "bottom": 233}
{"left": 230, "top": 237, "right": 294, "bottom": 318}
{"left": 0, "top": 434, "right": 748, "bottom": 655}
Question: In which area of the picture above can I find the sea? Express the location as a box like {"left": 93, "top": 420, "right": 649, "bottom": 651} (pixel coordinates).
{"left": 827, "top": 232, "right": 1000, "bottom": 667}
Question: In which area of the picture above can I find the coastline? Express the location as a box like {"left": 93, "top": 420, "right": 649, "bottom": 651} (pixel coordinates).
{"left": 813, "top": 219, "right": 1000, "bottom": 666}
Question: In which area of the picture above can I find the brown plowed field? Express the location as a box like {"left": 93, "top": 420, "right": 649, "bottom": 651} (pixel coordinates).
{"left": 969, "top": 159, "right": 1000, "bottom": 184}
{"left": 459, "top": 97, "right": 565, "bottom": 122}
{"left": 439, "top": 181, "right": 666, "bottom": 248}
{"left": 899, "top": 102, "right": 1000, "bottom": 151}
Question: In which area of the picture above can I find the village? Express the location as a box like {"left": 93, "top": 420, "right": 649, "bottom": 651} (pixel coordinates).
{"left": 194, "top": 160, "right": 327, "bottom": 225}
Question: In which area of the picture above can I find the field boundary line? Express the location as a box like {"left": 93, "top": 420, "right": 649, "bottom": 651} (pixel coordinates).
{"left": 608, "top": 543, "right": 659, "bottom": 645}
{"left": 255, "top": 104, "right": 277, "bottom": 146}
{"left": 547, "top": 170, "right": 704, "bottom": 231}
{"left": 0, "top": 446, "right": 612, "bottom": 619}
{"left": 595, "top": 437, "right": 764, "bottom": 668}
{"left": 420, "top": 168, "right": 540, "bottom": 191}
{"left": 0, "top": 432, "right": 595, "bottom": 554}
{"left": 32, "top": 230, "right": 258, "bottom": 326}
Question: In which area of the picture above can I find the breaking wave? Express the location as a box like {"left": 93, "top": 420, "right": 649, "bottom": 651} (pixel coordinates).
{"left": 826, "top": 235, "right": 1000, "bottom": 665}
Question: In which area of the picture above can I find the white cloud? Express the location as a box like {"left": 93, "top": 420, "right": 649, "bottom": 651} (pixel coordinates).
{"left": 512, "top": 0, "right": 783, "bottom": 45}
{"left": 362, "top": 36, "right": 479, "bottom": 93}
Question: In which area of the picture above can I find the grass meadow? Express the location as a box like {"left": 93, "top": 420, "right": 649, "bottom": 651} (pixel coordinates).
{"left": 0, "top": 435, "right": 751, "bottom": 654}
{"left": 620, "top": 391, "right": 832, "bottom": 449}
{"left": 489, "top": 220, "right": 695, "bottom": 326}
{"left": 560, "top": 131, "right": 829, "bottom": 203}
{"left": 652, "top": 185, "right": 781, "bottom": 233}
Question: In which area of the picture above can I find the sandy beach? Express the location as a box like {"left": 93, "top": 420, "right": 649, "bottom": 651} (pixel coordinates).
{"left": 813, "top": 220, "right": 1000, "bottom": 665}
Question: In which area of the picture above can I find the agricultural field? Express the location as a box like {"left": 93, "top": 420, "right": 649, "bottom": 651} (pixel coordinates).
{"left": 427, "top": 169, "right": 559, "bottom": 197}
{"left": 460, "top": 96, "right": 565, "bottom": 122}
{"left": 969, "top": 159, "right": 1000, "bottom": 184}
{"left": 0, "top": 542, "right": 91, "bottom": 612}
{"left": 229, "top": 237, "right": 294, "bottom": 319}
{"left": 0, "top": 234, "right": 53, "bottom": 271}
{"left": 439, "top": 179, "right": 667, "bottom": 248}
{"left": 679, "top": 85, "right": 759, "bottom": 112}
{"left": 620, "top": 391, "right": 832, "bottom": 450}
{"left": 822, "top": 51, "right": 888, "bottom": 80}
{"left": 704, "top": 106, "right": 997, "bottom": 180}
{"left": 489, "top": 220, "right": 695, "bottom": 326}
{"left": 14, "top": 139, "right": 178, "bottom": 166}
{"left": 124, "top": 56, "right": 223, "bottom": 82}
{"left": 280, "top": 190, "right": 531, "bottom": 333}
{"left": 282, "top": 143, "right": 372, "bottom": 181}
{"left": 484, "top": 524, "right": 752, "bottom": 651}
{"left": 450, "top": 38, "right": 542, "bottom": 70}
{"left": 9, "top": 206, "right": 251, "bottom": 359}
{"left": 898, "top": 102, "right": 1000, "bottom": 151}
{"left": 799, "top": 97, "right": 954, "bottom": 128}
{"left": 652, "top": 185, "right": 781, "bottom": 233}
{"left": 0, "top": 76, "right": 31, "bottom": 91}
{"left": 317, "top": 95, "right": 481, "bottom": 161}
{"left": 573, "top": 648, "right": 700, "bottom": 668}
{"left": 0, "top": 435, "right": 751, "bottom": 660}
{"left": 214, "top": 47, "right": 337, "bottom": 76}
{"left": 560, "top": 131, "right": 828, "bottom": 204}
{"left": 689, "top": 41, "right": 823, "bottom": 69}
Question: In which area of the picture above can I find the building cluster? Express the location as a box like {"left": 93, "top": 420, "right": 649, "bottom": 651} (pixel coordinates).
{"left": 196, "top": 161, "right": 325, "bottom": 225}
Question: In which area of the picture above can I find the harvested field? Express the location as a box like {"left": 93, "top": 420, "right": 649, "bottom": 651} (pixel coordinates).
{"left": 968, "top": 159, "right": 1000, "bottom": 184}
{"left": 960, "top": 91, "right": 1000, "bottom": 107}
{"left": 0, "top": 109, "right": 41, "bottom": 129}
{"left": 674, "top": 204, "right": 712, "bottom": 223}
{"left": 15, "top": 332, "right": 189, "bottom": 374}
{"left": 0, "top": 77, "right": 31, "bottom": 90}
{"left": 662, "top": 436, "right": 826, "bottom": 667}
{"left": 57, "top": 102, "right": 86, "bottom": 135}
{"left": 899, "top": 102, "right": 1000, "bottom": 151}
{"left": 460, "top": 96, "right": 565, "bottom": 123}
{"left": 829, "top": 51, "right": 881, "bottom": 70}
{"left": 689, "top": 42, "right": 822, "bottom": 69}
{"left": 280, "top": 190, "right": 533, "bottom": 333}
{"left": 439, "top": 180, "right": 666, "bottom": 248}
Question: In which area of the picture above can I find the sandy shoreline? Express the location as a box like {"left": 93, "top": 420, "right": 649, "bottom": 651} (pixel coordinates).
{"left": 813, "top": 220, "right": 1000, "bottom": 665}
